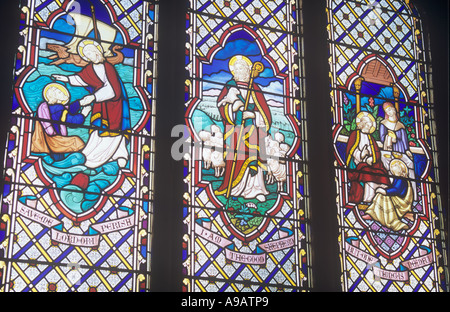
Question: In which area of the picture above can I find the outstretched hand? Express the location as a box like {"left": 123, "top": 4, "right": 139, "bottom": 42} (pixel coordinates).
{"left": 217, "top": 87, "right": 240, "bottom": 107}
{"left": 80, "top": 94, "right": 95, "bottom": 106}
{"left": 51, "top": 74, "right": 69, "bottom": 83}
{"left": 242, "top": 111, "right": 256, "bottom": 119}
{"left": 81, "top": 105, "right": 92, "bottom": 116}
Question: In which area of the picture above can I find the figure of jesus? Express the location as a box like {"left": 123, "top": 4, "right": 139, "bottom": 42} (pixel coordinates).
{"left": 52, "top": 39, "right": 131, "bottom": 169}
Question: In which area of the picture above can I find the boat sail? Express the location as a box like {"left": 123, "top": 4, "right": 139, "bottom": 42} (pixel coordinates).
{"left": 47, "top": 12, "right": 123, "bottom": 66}
{"left": 65, "top": 12, "right": 117, "bottom": 57}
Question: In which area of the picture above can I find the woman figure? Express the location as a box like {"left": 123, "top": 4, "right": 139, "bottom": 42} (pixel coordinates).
{"left": 380, "top": 102, "right": 412, "bottom": 158}
{"left": 362, "top": 159, "right": 414, "bottom": 231}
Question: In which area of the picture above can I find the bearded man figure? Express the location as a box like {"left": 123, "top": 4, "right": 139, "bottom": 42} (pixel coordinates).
{"left": 52, "top": 39, "right": 131, "bottom": 169}
{"left": 214, "top": 55, "right": 272, "bottom": 203}
{"left": 346, "top": 112, "right": 390, "bottom": 203}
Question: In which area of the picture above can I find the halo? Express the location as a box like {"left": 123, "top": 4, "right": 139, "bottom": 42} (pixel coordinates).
{"left": 356, "top": 111, "right": 376, "bottom": 134}
{"left": 43, "top": 83, "right": 70, "bottom": 105}
{"left": 382, "top": 101, "right": 395, "bottom": 111}
{"left": 389, "top": 158, "right": 408, "bottom": 177}
{"left": 77, "top": 39, "right": 104, "bottom": 61}
{"left": 229, "top": 55, "right": 253, "bottom": 75}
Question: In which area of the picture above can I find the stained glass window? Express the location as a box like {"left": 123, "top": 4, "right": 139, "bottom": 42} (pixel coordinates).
{"left": 0, "top": 0, "right": 158, "bottom": 292}
{"left": 327, "top": 0, "right": 448, "bottom": 291}
{"left": 182, "top": 0, "right": 311, "bottom": 292}
{"left": 0, "top": 0, "right": 447, "bottom": 295}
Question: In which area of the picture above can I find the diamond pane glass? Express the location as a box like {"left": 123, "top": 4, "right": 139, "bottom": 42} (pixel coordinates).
{"left": 0, "top": 0, "right": 158, "bottom": 292}
{"left": 182, "top": 0, "right": 311, "bottom": 292}
{"left": 327, "top": 0, "right": 448, "bottom": 292}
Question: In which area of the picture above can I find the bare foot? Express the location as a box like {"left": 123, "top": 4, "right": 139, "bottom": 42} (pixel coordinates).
{"left": 404, "top": 213, "right": 414, "bottom": 221}
{"left": 362, "top": 214, "right": 372, "bottom": 220}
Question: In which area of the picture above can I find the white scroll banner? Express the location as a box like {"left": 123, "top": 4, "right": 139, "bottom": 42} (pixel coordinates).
{"left": 345, "top": 240, "right": 434, "bottom": 282}
{"left": 51, "top": 228, "right": 100, "bottom": 247}
{"left": 17, "top": 201, "right": 62, "bottom": 228}
{"left": 91, "top": 215, "right": 135, "bottom": 234}
{"left": 17, "top": 198, "right": 135, "bottom": 247}
{"left": 345, "top": 241, "right": 378, "bottom": 265}
{"left": 401, "top": 251, "right": 434, "bottom": 271}
{"left": 258, "top": 233, "right": 297, "bottom": 253}
{"left": 195, "top": 222, "right": 298, "bottom": 265}
{"left": 345, "top": 241, "right": 407, "bottom": 281}
{"left": 372, "top": 266, "right": 409, "bottom": 282}
{"left": 225, "top": 249, "right": 266, "bottom": 265}
{"left": 195, "top": 223, "right": 233, "bottom": 249}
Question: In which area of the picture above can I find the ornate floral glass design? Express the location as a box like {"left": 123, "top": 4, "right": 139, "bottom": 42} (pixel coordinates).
{"left": 327, "top": 0, "right": 448, "bottom": 291}
{"left": 0, "top": 0, "right": 158, "bottom": 292}
{"left": 182, "top": 0, "right": 311, "bottom": 292}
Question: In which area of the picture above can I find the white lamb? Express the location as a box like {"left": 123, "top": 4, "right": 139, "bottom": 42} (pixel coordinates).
{"left": 210, "top": 125, "right": 225, "bottom": 177}
{"left": 265, "top": 134, "right": 279, "bottom": 185}
{"left": 266, "top": 132, "right": 289, "bottom": 192}
{"left": 198, "top": 130, "right": 212, "bottom": 170}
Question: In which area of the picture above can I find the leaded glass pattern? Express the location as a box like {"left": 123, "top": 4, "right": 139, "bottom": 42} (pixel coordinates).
{"left": 183, "top": 0, "right": 311, "bottom": 292}
{"left": 0, "top": 0, "right": 158, "bottom": 292}
{"left": 327, "top": 0, "right": 448, "bottom": 291}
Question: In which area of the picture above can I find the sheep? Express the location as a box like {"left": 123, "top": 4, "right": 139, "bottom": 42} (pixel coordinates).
{"left": 199, "top": 126, "right": 226, "bottom": 177}
{"left": 210, "top": 125, "right": 225, "bottom": 177}
{"left": 265, "top": 132, "right": 289, "bottom": 192}
{"left": 198, "top": 130, "right": 212, "bottom": 170}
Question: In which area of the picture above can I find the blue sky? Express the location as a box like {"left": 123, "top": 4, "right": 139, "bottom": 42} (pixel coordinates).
{"left": 202, "top": 36, "right": 282, "bottom": 89}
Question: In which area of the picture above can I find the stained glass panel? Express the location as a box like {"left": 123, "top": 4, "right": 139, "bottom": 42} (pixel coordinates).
{"left": 182, "top": 0, "right": 311, "bottom": 292}
{"left": 0, "top": 0, "right": 158, "bottom": 292}
{"left": 327, "top": 0, "right": 448, "bottom": 292}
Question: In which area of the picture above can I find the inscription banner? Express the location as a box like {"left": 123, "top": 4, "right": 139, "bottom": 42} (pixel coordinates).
{"left": 17, "top": 198, "right": 135, "bottom": 247}
{"left": 195, "top": 221, "right": 300, "bottom": 265}
{"left": 345, "top": 239, "right": 434, "bottom": 282}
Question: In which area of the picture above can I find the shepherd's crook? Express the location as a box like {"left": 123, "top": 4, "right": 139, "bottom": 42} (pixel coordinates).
{"left": 225, "top": 61, "right": 264, "bottom": 200}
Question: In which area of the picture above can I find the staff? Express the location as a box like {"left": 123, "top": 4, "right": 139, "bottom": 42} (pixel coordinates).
{"left": 225, "top": 61, "right": 264, "bottom": 199}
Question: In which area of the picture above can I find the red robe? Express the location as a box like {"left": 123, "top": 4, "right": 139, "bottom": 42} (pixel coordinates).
{"left": 77, "top": 62, "right": 125, "bottom": 135}
{"left": 214, "top": 80, "right": 272, "bottom": 198}
{"left": 346, "top": 130, "right": 390, "bottom": 203}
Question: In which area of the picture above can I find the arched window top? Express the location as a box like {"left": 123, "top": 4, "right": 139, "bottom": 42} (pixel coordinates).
{"left": 183, "top": 0, "right": 310, "bottom": 292}
{"left": 327, "top": 0, "right": 448, "bottom": 292}
{"left": 0, "top": 0, "right": 158, "bottom": 292}
{"left": 0, "top": 0, "right": 446, "bottom": 294}
{"left": 327, "top": 0, "right": 432, "bottom": 102}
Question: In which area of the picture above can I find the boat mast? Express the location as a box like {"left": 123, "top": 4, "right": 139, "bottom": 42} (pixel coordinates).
{"left": 90, "top": 3, "right": 100, "bottom": 42}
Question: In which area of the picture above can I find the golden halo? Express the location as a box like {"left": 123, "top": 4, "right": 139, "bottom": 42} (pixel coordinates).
{"left": 389, "top": 158, "right": 408, "bottom": 177}
{"left": 77, "top": 39, "right": 104, "bottom": 61}
{"left": 229, "top": 55, "right": 253, "bottom": 75}
{"left": 356, "top": 111, "right": 376, "bottom": 134}
{"left": 43, "top": 83, "right": 70, "bottom": 105}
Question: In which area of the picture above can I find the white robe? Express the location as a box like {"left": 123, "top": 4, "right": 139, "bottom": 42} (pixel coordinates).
{"left": 82, "top": 130, "right": 128, "bottom": 168}
{"left": 69, "top": 63, "right": 129, "bottom": 168}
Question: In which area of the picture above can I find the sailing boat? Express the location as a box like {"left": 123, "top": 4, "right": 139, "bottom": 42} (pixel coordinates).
{"left": 47, "top": 11, "right": 124, "bottom": 66}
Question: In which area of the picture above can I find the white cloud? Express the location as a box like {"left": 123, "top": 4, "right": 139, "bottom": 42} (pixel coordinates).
{"left": 203, "top": 88, "right": 221, "bottom": 97}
